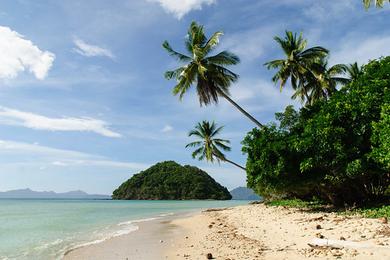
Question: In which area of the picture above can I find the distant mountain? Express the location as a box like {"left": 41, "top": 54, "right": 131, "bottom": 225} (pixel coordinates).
{"left": 0, "top": 188, "right": 111, "bottom": 199}
{"left": 230, "top": 187, "right": 261, "bottom": 200}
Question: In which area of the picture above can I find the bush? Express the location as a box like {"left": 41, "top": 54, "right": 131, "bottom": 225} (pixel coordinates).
{"left": 243, "top": 57, "right": 390, "bottom": 205}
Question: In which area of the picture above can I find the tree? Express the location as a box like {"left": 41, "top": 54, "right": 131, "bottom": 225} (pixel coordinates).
{"left": 344, "top": 62, "right": 363, "bottom": 81}
{"left": 186, "top": 120, "right": 246, "bottom": 171}
{"left": 163, "top": 21, "right": 263, "bottom": 128}
{"left": 265, "top": 31, "right": 328, "bottom": 105}
{"left": 363, "top": 0, "right": 389, "bottom": 9}
{"left": 306, "top": 62, "right": 350, "bottom": 104}
{"left": 243, "top": 56, "right": 390, "bottom": 205}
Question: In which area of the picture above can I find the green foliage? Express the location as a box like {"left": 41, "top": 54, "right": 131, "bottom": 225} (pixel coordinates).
{"left": 372, "top": 104, "right": 390, "bottom": 168}
{"left": 243, "top": 57, "right": 390, "bottom": 205}
{"left": 163, "top": 21, "right": 239, "bottom": 106}
{"left": 265, "top": 198, "right": 323, "bottom": 208}
{"left": 112, "top": 161, "right": 232, "bottom": 200}
{"left": 266, "top": 199, "right": 390, "bottom": 218}
{"left": 265, "top": 31, "right": 354, "bottom": 106}
{"left": 347, "top": 205, "right": 390, "bottom": 218}
{"left": 186, "top": 121, "right": 230, "bottom": 163}
{"left": 163, "top": 21, "right": 263, "bottom": 128}
{"left": 363, "top": 0, "right": 389, "bottom": 9}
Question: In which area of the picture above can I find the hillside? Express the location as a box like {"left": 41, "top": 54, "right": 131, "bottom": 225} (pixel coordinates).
{"left": 230, "top": 187, "right": 261, "bottom": 200}
{"left": 112, "top": 161, "right": 231, "bottom": 200}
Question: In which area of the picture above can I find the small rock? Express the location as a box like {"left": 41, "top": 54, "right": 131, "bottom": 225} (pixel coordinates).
{"left": 379, "top": 217, "right": 388, "bottom": 224}
{"left": 316, "top": 224, "right": 322, "bottom": 230}
{"left": 208, "top": 225, "right": 213, "bottom": 228}
{"left": 340, "top": 236, "right": 346, "bottom": 241}
{"left": 159, "top": 240, "right": 164, "bottom": 243}
{"left": 316, "top": 233, "right": 325, "bottom": 239}
{"left": 206, "top": 253, "right": 213, "bottom": 259}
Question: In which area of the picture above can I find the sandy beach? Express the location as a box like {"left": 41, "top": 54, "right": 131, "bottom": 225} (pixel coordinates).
{"left": 65, "top": 204, "right": 390, "bottom": 260}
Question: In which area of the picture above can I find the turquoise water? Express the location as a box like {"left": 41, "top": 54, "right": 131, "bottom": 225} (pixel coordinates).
{"left": 0, "top": 199, "right": 248, "bottom": 259}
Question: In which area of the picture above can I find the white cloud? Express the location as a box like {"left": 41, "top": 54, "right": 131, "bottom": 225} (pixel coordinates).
{"left": 0, "top": 139, "right": 149, "bottom": 170}
{"left": 161, "top": 124, "right": 173, "bottom": 132}
{"left": 52, "top": 161, "right": 68, "bottom": 166}
{"left": 330, "top": 35, "right": 390, "bottom": 65}
{"left": 0, "top": 26, "right": 55, "bottom": 80}
{"left": 303, "top": 1, "right": 355, "bottom": 22}
{"left": 0, "top": 106, "right": 121, "bottom": 138}
{"left": 148, "top": 0, "right": 216, "bottom": 19}
{"left": 221, "top": 26, "right": 277, "bottom": 61}
{"left": 73, "top": 38, "right": 114, "bottom": 59}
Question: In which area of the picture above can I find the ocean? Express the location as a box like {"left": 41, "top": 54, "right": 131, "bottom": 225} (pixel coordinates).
{"left": 0, "top": 199, "right": 248, "bottom": 259}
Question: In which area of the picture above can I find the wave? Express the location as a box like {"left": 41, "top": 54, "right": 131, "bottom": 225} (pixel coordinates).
{"left": 61, "top": 214, "right": 168, "bottom": 259}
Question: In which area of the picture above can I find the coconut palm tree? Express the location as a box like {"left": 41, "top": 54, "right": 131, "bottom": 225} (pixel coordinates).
{"left": 304, "top": 62, "right": 350, "bottom": 104}
{"left": 265, "top": 31, "right": 328, "bottom": 104}
{"left": 363, "top": 0, "right": 389, "bottom": 9}
{"left": 344, "top": 62, "right": 363, "bottom": 81}
{"left": 185, "top": 121, "right": 246, "bottom": 171}
{"left": 163, "top": 21, "right": 263, "bottom": 128}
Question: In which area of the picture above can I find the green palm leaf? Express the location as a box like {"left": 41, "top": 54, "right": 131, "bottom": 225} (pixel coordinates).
{"left": 163, "top": 21, "right": 263, "bottom": 128}
{"left": 185, "top": 121, "right": 245, "bottom": 170}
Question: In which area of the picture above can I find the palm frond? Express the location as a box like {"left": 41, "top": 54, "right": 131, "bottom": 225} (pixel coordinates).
{"left": 205, "top": 51, "right": 240, "bottom": 65}
{"left": 204, "top": 31, "right": 223, "bottom": 54}
{"left": 162, "top": 41, "right": 192, "bottom": 62}
{"left": 185, "top": 141, "right": 203, "bottom": 148}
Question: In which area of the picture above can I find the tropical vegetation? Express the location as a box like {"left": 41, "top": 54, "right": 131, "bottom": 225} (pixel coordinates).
{"left": 163, "top": 22, "right": 263, "bottom": 128}
{"left": 162, "top": 21, "right": 389, "bottom": 207}
{"left": 112, "top": 161, "right": 232, "bottom": 200}
{"left": 243, "top": 56, "right": 390, "bottom": 206}
{"left": 265, "top": 31, "right": 350, "bottom": 106}
{"left": 186, "top": 121, "right": 246, "bottom": 170}
{"left": 363, "top": 0, "right": 389, "bottom": 9}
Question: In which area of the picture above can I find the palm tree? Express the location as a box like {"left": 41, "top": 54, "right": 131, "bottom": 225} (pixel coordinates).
{"left": 163, "top": 21, "right": 263, "bottom": 128}
{"left": 344, "top": 62, "right": 363, "bottom": 81}
{"left": 185, "top": 121, "right": 246, "bottom": 171}
{"left": 265, "top": 31, "right": 328, "bottom": 104}
{"left": 363, "top": 0, "right": 388, "bottom": 9}
{"left": 305, "top": 62, "right": 350, "bottom": 104}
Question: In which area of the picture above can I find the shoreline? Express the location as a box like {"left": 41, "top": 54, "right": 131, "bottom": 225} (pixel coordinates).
{"left": 63, "top": 211, "right": 196, "bottom": 260}
{"left": 65, "top": 203, "right": 390, "bottom": 259}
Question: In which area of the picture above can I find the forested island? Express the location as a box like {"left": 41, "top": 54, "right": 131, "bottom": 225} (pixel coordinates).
{"left": 112, "top": 161, "right": 232, "bottom": 200}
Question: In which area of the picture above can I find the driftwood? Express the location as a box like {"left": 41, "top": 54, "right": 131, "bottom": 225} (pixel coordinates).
{"left": 308, "top": 238, "right": 390, "bottom": 250}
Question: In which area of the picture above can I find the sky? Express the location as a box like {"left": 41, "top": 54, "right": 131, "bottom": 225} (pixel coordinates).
{"left": 0, "top": 0, "right": 389, "bottom": 194}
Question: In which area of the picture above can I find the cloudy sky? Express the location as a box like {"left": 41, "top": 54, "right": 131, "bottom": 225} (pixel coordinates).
{"left": 0, "top": 0, "right": 388, "bottom": 194}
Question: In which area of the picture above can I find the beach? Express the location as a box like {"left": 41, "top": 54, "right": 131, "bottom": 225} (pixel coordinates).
{"left": 66, "top": 203, "right": 390, "bottom": 259}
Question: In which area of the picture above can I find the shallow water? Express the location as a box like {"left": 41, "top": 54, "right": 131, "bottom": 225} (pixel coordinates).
{"left": 0, "top": 199, "right": 248, "bottom": 259}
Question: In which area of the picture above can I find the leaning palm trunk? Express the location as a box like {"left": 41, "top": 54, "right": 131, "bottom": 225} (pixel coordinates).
{"left": 213, "top": 152, "right": 246, "bottom": 171}
{"left": 218, "top": 91, "right": 263, "bottom": 128}
{"left": 223, "top": 157, "right": 247, "bottom": 171}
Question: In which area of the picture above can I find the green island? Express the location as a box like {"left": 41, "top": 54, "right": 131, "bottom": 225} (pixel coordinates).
{"left": 112, "top": 161, "right": 232, "bottom": 200}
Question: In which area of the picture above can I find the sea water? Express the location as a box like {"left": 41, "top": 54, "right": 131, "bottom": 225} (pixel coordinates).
{"left": 0, "top": 199, "right": 248, "bottom": 259}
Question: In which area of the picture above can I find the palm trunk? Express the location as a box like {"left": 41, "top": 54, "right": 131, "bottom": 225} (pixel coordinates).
{"left": 223, "top": 157, "right": 246, "bottom": 171}
{"left": 219, "top": 91, "right": 264, "bottom": 128}
{"left": 213, "top": 152, "right": 246, "bottom": 171}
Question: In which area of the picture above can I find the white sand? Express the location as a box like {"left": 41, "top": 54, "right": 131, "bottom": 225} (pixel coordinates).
{"left": 167, "top": 204, "right": 390, "bottom": 259}
{"left": 65, "top": 204, "right": 390, "bottom": 259}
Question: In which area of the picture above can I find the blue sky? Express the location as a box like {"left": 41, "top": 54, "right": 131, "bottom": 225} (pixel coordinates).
{"left": 0, "top": 0, "right": 389, "bottom": 194}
